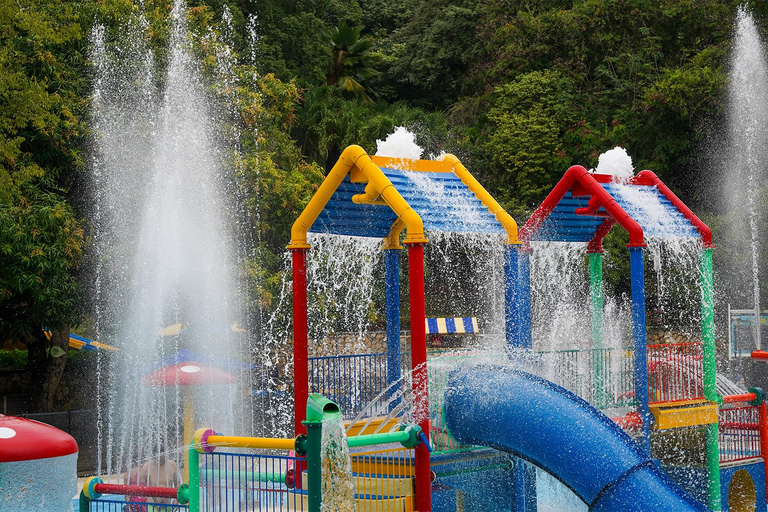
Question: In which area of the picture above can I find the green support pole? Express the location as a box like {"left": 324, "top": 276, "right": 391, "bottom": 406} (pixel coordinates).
{"left": 188, "top": 444, "right": 200, "bottom": 512}
{"left": 590, "top": 252, "right": 606, "bottom": 407}
{"left": 700, "top": 248, "right": 721, "bottom": 511}
{"left": 306, "top": 421, "right": 322, "bottom": 512}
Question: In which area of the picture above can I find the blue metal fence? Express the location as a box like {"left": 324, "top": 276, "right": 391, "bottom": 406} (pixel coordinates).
{"left": 311, "top": 347, "right": 635, "bottom": 419}
{"left": 309, "top": 353, "right": 389, "bottom": 418}
{"left": 200, "top": 451, "right": 306, "bottom": 511}
{"left": 86, "top": 499, "right": 187, "bottom": 511}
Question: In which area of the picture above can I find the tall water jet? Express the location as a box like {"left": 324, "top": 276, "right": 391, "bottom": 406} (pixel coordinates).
{"left": 89, "top": 0, "right": 251, "bottom": 478}
{"left": 724, "top": 6, "right": 768, "bottom": 351}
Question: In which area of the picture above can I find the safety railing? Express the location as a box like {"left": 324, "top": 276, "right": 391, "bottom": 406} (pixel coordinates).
{"left": 79, "top": 479, "right": 189, "bottom": 511}
{"left": 83, "top": 499, "right": 187, "bottom": 511}
{"left": 189, "top": 394, "right": 428, "bottom": 512}
{"left": 719, "top": 403, "right": 762, "bottom": 463}
{"left": 309, "top": 353, "right": 389, "bottom": 418}
{"left": 199, "top": 450, "right": 306, "bottom": 511}
{"left": 647, "top": 342, "right": 704, "bottom": 404}
{"left": 537, "top": 347, "right": 636, "bottom": 410}
{"left": 312, "top": 347, "right": 637, "bottom": 426}
{"left": 349, "top": 446, "right": 415, "bottom": 511}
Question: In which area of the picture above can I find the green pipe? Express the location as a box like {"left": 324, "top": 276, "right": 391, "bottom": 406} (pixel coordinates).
{"left": 204, "top": 470, "right": 283, "bottom": 483}
{"left": 306, "top": 392, "right": 340, "bottom": 423}
{"left": 590, "top": 252, "right": 606, "bottom": 406}
{"left": 78, "top": 490, "right": 89, "bottom": 512}
{"left": 347, "top": 431, "right": 409, "bottom": 448}
{"left": 590, "top": 252, "right": 605, "bottom": 349}
{"left": 305, "top": 393, "right": 338, "bottom": 512}
{"left": 700, "top": 248, "right": 721, "bottom": 511}
{"left": 188, "top": 444, "right": 200, "bottom": 512}
{"left": 347, "top": 425, "right": 422, "bottom": 449}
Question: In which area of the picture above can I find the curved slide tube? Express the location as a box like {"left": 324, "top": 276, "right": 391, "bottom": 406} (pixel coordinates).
{"left": 443, "top": 366, "right": 709, "bottom": 511}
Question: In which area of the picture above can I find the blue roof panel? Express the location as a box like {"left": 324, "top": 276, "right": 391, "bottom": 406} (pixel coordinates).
{"left": 308, "top": 167, "right": 507, "bottom": 238}
{"left": 529, "top": 183, "right": 700, "bottom": 244}
{"left": 601, "top": 183, "right": 699, "bottom": 238}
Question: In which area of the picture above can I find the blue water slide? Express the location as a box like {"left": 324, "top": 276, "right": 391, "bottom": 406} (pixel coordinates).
{"left": 442, "top": 366, "right": 709, "bottom": 511}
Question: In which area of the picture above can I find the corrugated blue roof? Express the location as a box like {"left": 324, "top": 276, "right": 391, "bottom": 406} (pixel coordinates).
{"left": 603, "top": 183, "right": 699, "bottom": 238}
{"left": 530, "top": 192, "right": 605, "bottom": 243}
{"left": 530, "top": 184, "right": 699, "bottom": 243}
{"left": 309, "top": 167, "right": 506, "bottom": 238}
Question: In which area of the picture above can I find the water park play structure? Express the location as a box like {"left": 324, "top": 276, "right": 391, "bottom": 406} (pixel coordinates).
{"left": 60, "top": 145, "right": 768, "bottom": 512}
{"left": 7, "top": 145, "right": 768, "bottom": 512}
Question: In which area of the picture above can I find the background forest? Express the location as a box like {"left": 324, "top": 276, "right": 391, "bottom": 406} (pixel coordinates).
{"left": 1, "top": 0, "right": 766, "bottom": 412}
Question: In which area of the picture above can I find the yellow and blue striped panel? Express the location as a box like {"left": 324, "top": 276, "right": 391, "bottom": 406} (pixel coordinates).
{"left": 425, "top": 317, "right": 479, "bottom": 335}
{"left": 68, "top": 333, "right": 119, "bottom": 351}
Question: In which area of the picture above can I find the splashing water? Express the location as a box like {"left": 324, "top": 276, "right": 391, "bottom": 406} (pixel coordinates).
{"left": 724, "top": 6, "right": 768, "bottom": 348}
{"left": 595, "top": 147, "right": 634, "bottom": 182}
{"left": 90, "top": 0, "right": 253, "bottom": 478}
{"left": 320, "top": 414, "right": 355, "bottom": 512}
{"left": 375, "top": 126, "right": 423, "bottom": 161}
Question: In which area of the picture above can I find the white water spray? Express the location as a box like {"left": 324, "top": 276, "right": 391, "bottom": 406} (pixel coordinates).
{"left": 726, "top": 6, "right": 768, "bottom": 350}
{"left": 90, "top": 0, "right": 251, "bottom": 478}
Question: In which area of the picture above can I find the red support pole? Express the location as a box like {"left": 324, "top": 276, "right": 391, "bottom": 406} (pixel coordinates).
{"left": 292, "top": 248, "right": 309, "bottom": 436}
{"left": 408, "top": 242, "right": 431, "bottom": 512}
{"left": 759, "top": 401, "right": 768, "bottom": 503}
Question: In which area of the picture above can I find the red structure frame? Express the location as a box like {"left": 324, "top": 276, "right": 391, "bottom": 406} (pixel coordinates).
{"left": 519, "top": 166, "right": 713, "bottom": 251}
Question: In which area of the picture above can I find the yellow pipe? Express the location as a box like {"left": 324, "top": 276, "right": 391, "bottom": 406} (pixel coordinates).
{"left": 289, "top": 145, "right": 428, "bottom": 248}
{"left": 349, "top": 150, "right": 427, "bottom": 244}
{"left": 351, "top": 181, "right": 380, "bottom": 204}
{"left": 444, "top": 154, "right": 521, "bottom": 245}
{"left": 288, "top": 146, "right": 361, "bottom": 249}
{"left": 204, "top": 435, "right": 296, "bottom": 451}
{"left": 383, "top": 219, "right": 405, "bottom": 250}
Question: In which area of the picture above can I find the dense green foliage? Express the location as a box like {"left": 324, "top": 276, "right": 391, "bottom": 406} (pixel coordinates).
{"left": 2, "top": 0, "right": 767, "bottom": 410}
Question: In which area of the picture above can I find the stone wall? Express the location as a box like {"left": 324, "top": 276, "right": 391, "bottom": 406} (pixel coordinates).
{"left": 308, "top": 331, "right": 412, "bottom": 358}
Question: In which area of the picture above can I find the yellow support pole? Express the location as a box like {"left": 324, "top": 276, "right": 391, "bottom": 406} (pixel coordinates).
{"left": 183, "top": 392, "right": 194, "bottom": 481}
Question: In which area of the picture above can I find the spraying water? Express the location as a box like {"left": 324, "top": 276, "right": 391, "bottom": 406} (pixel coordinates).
{"left": 724, "top": 6, "right": 768, "bottom": 350}
{"left": 375, "top": 126, "right": 423, "bottom": 161}
{"left": 90, "top": 1, "right": 251, "bottom": 478}
{"left": 595, "top": 147, "right": 634, "bottom": 182}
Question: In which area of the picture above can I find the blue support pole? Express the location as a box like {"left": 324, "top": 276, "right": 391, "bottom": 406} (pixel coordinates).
{"left": 519, "top": 251, "right": 532, "bottom": 349}
{"left": 505, "top": 245, "right": 520, "bottom": 349}
{"left": 523, "top": 462, "right": 537, "bottom": 512}
{"left": 385, "top": 249, "right": 402, "bottom": 408}
{"left": 629, "top": 247, "right": 651, "bottom": 453}
{"left": 507, "top": 246, "right": 537, "bottom": 509}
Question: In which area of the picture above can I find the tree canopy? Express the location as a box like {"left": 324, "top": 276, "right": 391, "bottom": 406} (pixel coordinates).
{"left": 2, "top": 0, "right": 767, "bottom": 411}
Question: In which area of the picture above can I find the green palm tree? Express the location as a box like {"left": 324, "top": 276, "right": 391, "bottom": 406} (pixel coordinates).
{"left": 324, "top": 21, "right": 380, "bottom": 103}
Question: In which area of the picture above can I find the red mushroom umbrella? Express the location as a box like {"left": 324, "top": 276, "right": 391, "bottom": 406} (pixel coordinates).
{"left": 142, "top": 362, "right": 236, "bottom": 386}
{"left": 143, "top": 362, "right": 236, "bottom": 477}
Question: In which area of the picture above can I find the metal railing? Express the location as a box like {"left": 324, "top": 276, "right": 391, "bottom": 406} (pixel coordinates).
{"left": 536, "top": 347, "right": 636, "bottom": 410}
{"left": 309, "top": 353, "right": 389, "bottom": 418}
{"left": 647, "top": 342, "right": 704, "bottom": 404}
{"left": 350, "top": 447, "right": 414, "bottom": 511}
{"left": 719, "top": 404, "right": 762, "bottom": 464}
{"left": 200, "top": 451, "right": 306, "bottom": 511}
{"left": 86, "top": 499, "right": 187, "bottom": 511}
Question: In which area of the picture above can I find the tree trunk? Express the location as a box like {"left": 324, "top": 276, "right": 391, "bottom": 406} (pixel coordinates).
{"left": 26, "top": 326, "right": 69, "bottom": 412}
